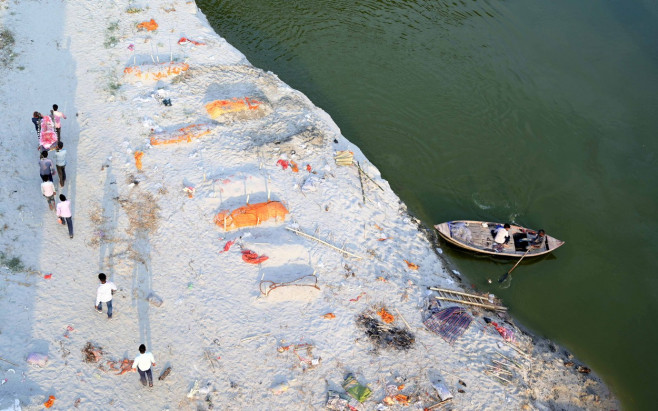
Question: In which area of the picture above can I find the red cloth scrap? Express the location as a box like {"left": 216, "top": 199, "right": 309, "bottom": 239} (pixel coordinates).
{"left": 242, "top": 250, "right": 268, "bottom": 264}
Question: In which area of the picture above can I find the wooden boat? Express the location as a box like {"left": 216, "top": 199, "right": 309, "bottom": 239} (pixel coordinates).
{"left": 434, "top": 220, "right": 564, "bottom": 258}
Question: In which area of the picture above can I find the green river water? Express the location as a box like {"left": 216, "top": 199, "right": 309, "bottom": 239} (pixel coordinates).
{"left": 196, "top": 1, "right": 658, "bottom": 408}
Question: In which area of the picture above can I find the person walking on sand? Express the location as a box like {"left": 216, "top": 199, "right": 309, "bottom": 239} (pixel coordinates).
{"left": 39, "top": 151, "right": 55, "bottom": 182}
{"left": 41, "top": 180, "right": 56, "bottom": 210}
{"left": 132, "top": 344, "right": 156, "bottom": 387}
{"left": 54, "top": 142, "right": 67, "bottom": 187}
{"left": 31, "top": 112, "right": 42, "bottom": 139}
{"left": 95, "top": 273, "right": 117, "bottom": 319}
{"left": 56, "top": 194, "right": 74, "bottom": 238}
{"left": 51, "top": 104, "right": 66, "bottom": 141}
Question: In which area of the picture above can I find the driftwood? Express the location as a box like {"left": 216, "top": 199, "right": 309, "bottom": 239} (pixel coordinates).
{"left": 158, "top": 366, "right": 172, "bottom": 380}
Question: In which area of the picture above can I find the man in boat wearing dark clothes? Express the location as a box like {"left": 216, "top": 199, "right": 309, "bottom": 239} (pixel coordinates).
{"left": 521, "top": 229, "right": 546, "bottom": 249}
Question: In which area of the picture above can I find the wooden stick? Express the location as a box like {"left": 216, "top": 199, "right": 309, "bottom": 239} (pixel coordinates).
{"left": 435, "top": 296, "right": 507, "bottom": 311}
{"left": 204, "top": 351, "right": 215, "bottom": 372}
{"left": 484, "top": 371, "right": 512, "bottom": 384}
{"left": 0, "top": 356, "right": 19, "bottom": 366}
{"left": 496, "top": 351, "right": 522, "bottom": 369}
{"left": 429, "top": 287, "right": 490, "bottom": 301}
{"left": 425, "top": 398, "right": 452, "bottom": 410}
{"left": 357, "top": 162, "right": 367, "bottom": 204}
{"left": 498, "top": 247, "right": 532, "bottom": 283}
{"left": 394, "top": 308, "right": 412, "bottom": 330}
{"left": 286, "top": 227, "right": 363, "bottom": 259}
{"left": 505, "top": 341, "right": 529, "bottom": 358}
{"left": 486, "top": 364, "right": 513, "bottom": 375}
{"left": 240, "top": 332, "right": 271, "bottom": 343}
{"left": 356, "top": 162, "right": 384, "bottom": 191}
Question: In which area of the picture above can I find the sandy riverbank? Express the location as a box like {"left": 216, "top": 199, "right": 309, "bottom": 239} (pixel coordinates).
{"left": 0, "top": 1, "right": 617, "bottom": 409}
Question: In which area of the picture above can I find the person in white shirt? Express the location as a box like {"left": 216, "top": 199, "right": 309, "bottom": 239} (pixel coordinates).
{"left": 51, "top": 104, "right": 67, "bottom": 142}
{"left": 132, "top": 344, "right": 156, "bottom": 387}
{"left": 95, "top": 273, "right": 117, "bottom": 319}
{"left": 56, "top": 194, "right": 74, "bottom": 238}
{"left": 491, "top": 224, "right": 511, "bottom": 249}
{"left": 54, "top": 141, "right": 67, "bottom": 187}
{"left": 41, "top": 180, "right": 56, "bottom": 210}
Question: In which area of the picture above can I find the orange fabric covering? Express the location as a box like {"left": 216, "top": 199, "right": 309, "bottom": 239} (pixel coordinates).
{"left": 123, "top": 62, "right": 189, "bottom": 81}
{"left": 137, "top": 19, "right": 158, "bottom": 31}
{"left": 134, "top": 151, "right": 144, "bottom": 170}
{"left": 377, "top": 308, "right": 395, "bottom": 323}
{"left": 205, "top": 97, "right": 261, "bottom": 119}
{"left": 150, "top": 124, "right": 212, "bottom": 146}
{"left": 214, "top": 201, "right": 289, "bottom": 231}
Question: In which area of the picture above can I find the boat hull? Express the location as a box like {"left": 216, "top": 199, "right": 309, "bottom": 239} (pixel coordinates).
{"left": 434, "top": 220, "right": 564, "bottom": 258}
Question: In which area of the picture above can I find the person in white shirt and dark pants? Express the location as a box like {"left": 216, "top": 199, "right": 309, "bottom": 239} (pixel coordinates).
{"left": 95, "top": 273, "right": 117, "bottom": 319}
{"left": 132, "top": 344, "right": 156, "bottom": 387}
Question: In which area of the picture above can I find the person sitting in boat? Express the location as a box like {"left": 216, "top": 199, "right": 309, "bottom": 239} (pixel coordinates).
{"left": 520, "top": 229, "right": 546, "bottom": 249}
{"left": 491, "top": 224, "right": 511, "bottom": 247}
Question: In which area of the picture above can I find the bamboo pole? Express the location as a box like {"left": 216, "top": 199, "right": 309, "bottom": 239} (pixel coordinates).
{"left": 356, "top": 162, "right": 384, "bottom": 191}
{"left": 0, "top": 356, "right": 19, "bottom": 366}
{"left": 435, "top": 296, "right": 507, "bottom": 311}
{"left": 394, "top": 308, "right": 412, "bottom": 330}
{"left": 429, "top": 287, "right": 490, "bottom": 301}
{"left": 357, "top": 162, "right": 367, "bottom": 204}
{"left": 484, "top": 371, "right": 512, "bottom": 384}
{"left": 285, "top": 227, "right": 363, "bottom": 259}
{"left": 496, "top": 352, "right": 522, "bottom": 369}
{"left": 505, "top": 342, "right": 529, "bottom": 358}
{"left": 485, "top": 365, "right": 513, "bottom": 375}
{"left": 240, "top": 332, "right": 271, "bottom": 343}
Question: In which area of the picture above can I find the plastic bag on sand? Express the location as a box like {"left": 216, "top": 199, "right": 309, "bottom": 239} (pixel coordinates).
{"left": 26, "top": 353, "right": 48, "bottom": 367}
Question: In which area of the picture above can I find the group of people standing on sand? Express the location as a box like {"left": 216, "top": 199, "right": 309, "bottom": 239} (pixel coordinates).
{"left": 33, "top": 105, "right": 73, "bottom": 238}
{"left": 33, "top": 107, "right": 156, "bottom": 387}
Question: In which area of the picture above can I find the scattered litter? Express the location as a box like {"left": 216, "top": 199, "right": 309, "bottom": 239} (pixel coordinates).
{"left": 106, "top": 358, "right": 134, "bottom": 375}
{"left": 424, "top": 306, "right": 473, "bottom": 345}
{"left": 271, "top": 381, "right": 290, "bottom": 395}
{"left": 377, "top": 307, "right": 395, "bottom": 323}
{"left": 342, "top": 373, "right": 372, "bottom": 403}
{"left": 158, "top": 366, "right": 172, "bottom": 380}
{"left": 183, "top": 186, "right": 195, "bottom": 198}
{"left": 43, "top": 396, "right": 55, "bottom": 409}
{"left": 484, "top": 318, "right": 516, "bottom": 343}
{"left": 162, "top": 98, "right": 172, "bottom": 106}
{"left": 134, "top": 151, "right": 143, "bottom": 170}
{"left": 136, "top": 19, "right": 158, "bottom": 31}
{"left": 26, "top": 353, "right": 48, "bottom": 367}
{"left": 350, "top": 292, "right": 366, "bottom": 302}
{"left": 147, "top": 293, "right": 163, "bottom": 307}
{"left": 276, "top": 159, "right": 289, "bottom": 170}
{"left": 322, "top": 313, "right": 336, "bottom": 319}
{"left": 356, "top": 312, "right": 415, "bottom": 350}
{"left": 278, "top": 343, "right": 320, "bottom": 370}
{"left": 301, "top": 175, "right": 321, "bottom": 193}
{"left": 290, "top": 160, "right": 299, "bottom": 173}
{"left": 219, "top": 240, "right": 235, "bottom": 253}
{"left": 404, "top": 260, "right": 419, "bottom": 270}
{"left": 82, "top": 342, "right": 103, "bottom": 363}
{"left": 178, "top": 37, "right": 205, "bottom": 46}
{"left": 43, "top": 273, "right": 52, "bottom": 279}
{"left": 577, "top": 366, "right": 591, "bottom": 374}
{"left": 241, "top": 249, "right": 268, "bottom": 264}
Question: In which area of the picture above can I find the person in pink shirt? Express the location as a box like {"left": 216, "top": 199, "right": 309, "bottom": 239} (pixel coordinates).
{"left": 56, "top": 194, "right": 73, "bottom": 238}
{"left": 51, "top": 104, "right": 67, "bottom": 142}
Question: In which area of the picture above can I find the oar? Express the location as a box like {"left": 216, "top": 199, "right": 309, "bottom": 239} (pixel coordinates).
{"left": 498, "top": 247, "right": 532, "bottom": 283}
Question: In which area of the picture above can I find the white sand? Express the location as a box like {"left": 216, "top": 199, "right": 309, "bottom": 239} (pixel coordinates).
{"left": 0, "top": 1, "right": 617, "bottom": 410}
